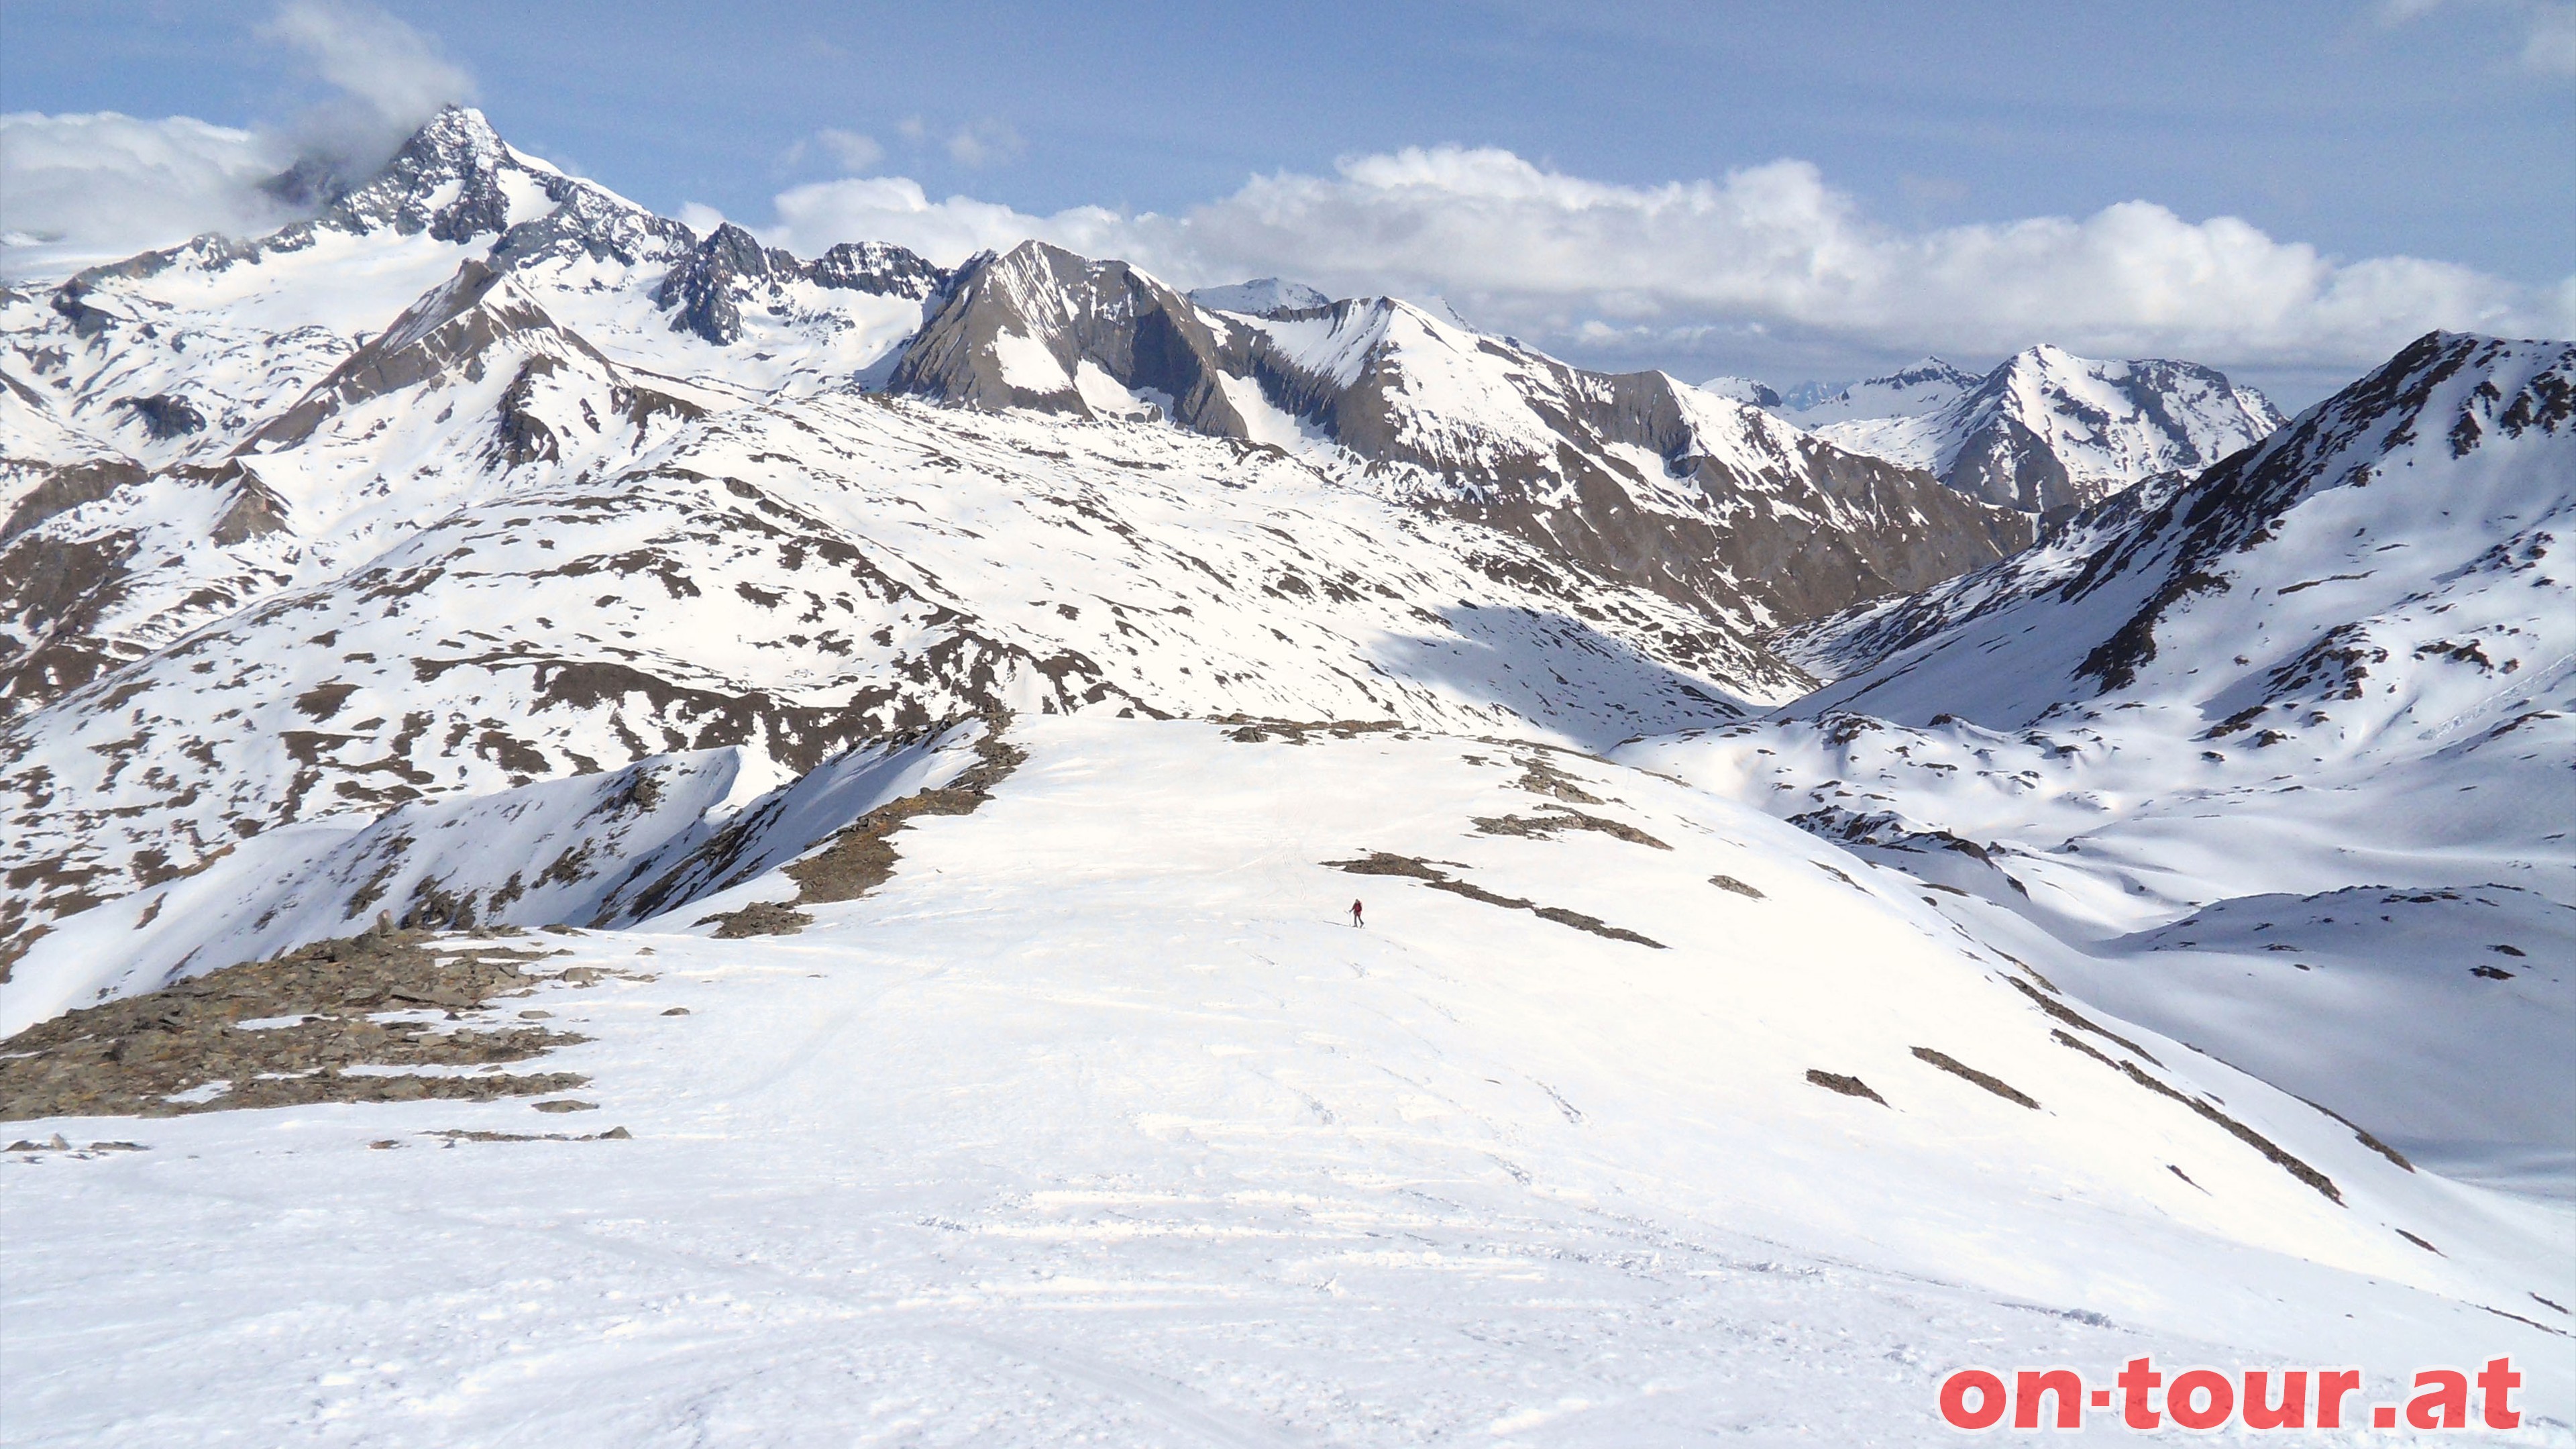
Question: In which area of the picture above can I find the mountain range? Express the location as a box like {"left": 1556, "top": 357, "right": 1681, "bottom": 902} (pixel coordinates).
{"left": 5, "top": 107, "right": 2571, "bottom": 1441}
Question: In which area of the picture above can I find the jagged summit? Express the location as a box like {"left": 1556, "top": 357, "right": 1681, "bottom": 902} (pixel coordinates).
{"left": 888, "top": 240, "right": 1254, "bottom": 429}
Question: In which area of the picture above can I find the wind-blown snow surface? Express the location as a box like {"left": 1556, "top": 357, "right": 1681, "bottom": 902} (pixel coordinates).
{"left": 1631, "top": 332, "right": 2576, "bottom": 1193}
{"left": 7, "top": 718, "right": 2572, "bottom": 1444}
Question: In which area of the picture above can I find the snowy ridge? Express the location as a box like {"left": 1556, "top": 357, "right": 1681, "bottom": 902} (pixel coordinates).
{"left": 2, "top": 724, "right": 991, "bottom": 1033}
{"left": 1185, "top": 276, "right": 1330, "bottom": 318}
{"left": 1695, "top": 374, "right": 1783, "bottom": 409}
{"left": 1780, "top": 356, "right": 1981, "bottom": 425}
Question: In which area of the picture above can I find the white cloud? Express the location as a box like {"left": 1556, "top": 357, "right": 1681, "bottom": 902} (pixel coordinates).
{"left": 759, "top": 176, "right": 1144, "bottom": 269}
{"left": 0, "top": 1, "right": 476, "bottom": 280}
{"left": 262, "top": 0, "right": 475, "bottom": 127}
{"left": 2525, "top": 2, "right": 2576, "bottom": 72}
{"left": 738, "top": 146, "right": 2563, "bottom": 372}
{"left": 0, "top": 113, "right": 297, "bottom": 276}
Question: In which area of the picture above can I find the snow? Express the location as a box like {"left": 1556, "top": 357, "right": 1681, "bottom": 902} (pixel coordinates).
{"left": 7, "top": 716, "right": 2571, "bottom": 1443}
{"left": 991, "top": 327, "right": 1071, "bottom": 393}
{"left": 1071, "top": 358, "right": 1164, "bottom": 419}
{"left": 1694, "top": 373, "right": 1780, "bottom": 407}
{"left": 1784, "top": 357, "right": 1980, "bottom": 425}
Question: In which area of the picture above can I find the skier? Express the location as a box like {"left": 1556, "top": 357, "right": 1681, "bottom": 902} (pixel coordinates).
{"left": 1350, "top": 899, "right": 1365, "bottom": 928}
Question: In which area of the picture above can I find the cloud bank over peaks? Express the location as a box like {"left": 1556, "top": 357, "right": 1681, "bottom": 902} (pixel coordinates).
{"left": 0, "top": 113, "right": 299, "bottom": 273}
{"left": 1, "top": 0, "right": 474, "bottom": 278}
{"left": 729, "top": 146, "right": 2570, "bottom": 376}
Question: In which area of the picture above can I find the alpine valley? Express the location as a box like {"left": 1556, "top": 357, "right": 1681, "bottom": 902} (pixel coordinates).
{"left": 2, "top": 110, "right": 2570, "bottom": 1446}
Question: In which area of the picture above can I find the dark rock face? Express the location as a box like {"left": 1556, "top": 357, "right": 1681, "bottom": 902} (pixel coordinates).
{"left": 111, "top": 394, "right": 207, "bottom": 441}
{"left": 1943, "top": 413, "right": 2074, "bottom": 514}
{"left": 655, "top": 223, "right": 794, "bottom": 345}
{"left": 890, "top": 242, "right": 1260, "bottom": 435}
{"left": 1, "top": 458, "right": 148, "bottom": 539}
{"left": 0, "top": 527, "right": 143, "bottom": 718}
{"left": 326, "top": 105, "right": 547, "bottom": 243}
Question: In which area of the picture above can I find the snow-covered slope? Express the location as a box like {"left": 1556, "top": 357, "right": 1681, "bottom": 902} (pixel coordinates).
{"left": 3, "top": 102, "right": 2571, "bottom": 1442}
{"left": 1791, "top": 331, "right": 2574, "bottom": 729}
{"left": 1632, "top": 330, "right": 2576, "bottom": 1185}
{"left": 1793, "top": 347, "right": 2286, "bottom": 515}
{"left": 0, "top": 109, "right": 941, "bottom": 721}
{"left": 8, "top": 715, "right": 2569, "bottom": 1442}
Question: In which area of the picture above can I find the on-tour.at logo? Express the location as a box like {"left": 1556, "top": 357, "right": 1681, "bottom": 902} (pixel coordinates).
{"left": 1938, "top": 1357, "right": 2522, "bottom": 1432}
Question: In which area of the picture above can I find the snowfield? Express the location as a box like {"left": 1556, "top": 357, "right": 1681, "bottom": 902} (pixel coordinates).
{"left": 7, "top": 716, "right": 2572, "bottom": 1444}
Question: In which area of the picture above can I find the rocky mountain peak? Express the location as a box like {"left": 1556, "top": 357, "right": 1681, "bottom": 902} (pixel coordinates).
{"left": 1790, "top": 328, "right": 2576, "bottom": 720}
{"left": 327, "top": 106, "right": 521, "bottom": 241}
{"left": 654, "top": 222, "right": 807, "bottom": 344}
{"left": 888, "top": 240, "right": 1254, "bottom": 432}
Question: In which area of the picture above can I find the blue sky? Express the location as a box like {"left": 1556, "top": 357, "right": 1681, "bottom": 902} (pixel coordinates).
{"left": 4, "top": 1, "right": 2571, "bottom": 404}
